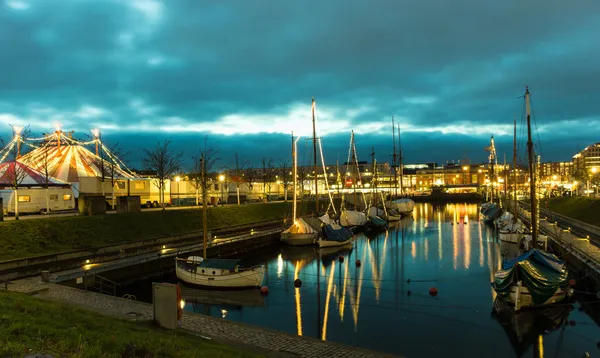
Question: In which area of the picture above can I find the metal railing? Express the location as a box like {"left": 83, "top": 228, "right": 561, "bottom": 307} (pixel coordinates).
{"left": 84, "top": 272, "right": 119, "bottom": 296}
{"left": 0, "top": 278, "right": 11, "bottom": 291}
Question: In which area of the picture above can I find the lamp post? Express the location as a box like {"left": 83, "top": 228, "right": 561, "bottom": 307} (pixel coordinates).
{"left": 219, "top": 174, "right": 225, "bottom": 206}
{"left": 175, "top": 176, "right": 181, "bottom": 206}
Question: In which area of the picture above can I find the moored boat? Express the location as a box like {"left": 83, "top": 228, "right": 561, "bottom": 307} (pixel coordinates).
{"left": 319, "top": 223, "right": 353, "bottom": 248}
{"left": 491, "top": 249, "right": 572, "bottom": 311}
{"left": 391, "top": 198, "right": 415, "bottom": 216}
{"left": 281, "top": 218, "right": 319, "bottom": 246}
{"left": 176, "top": 256, "right": 264, "bottom": 289}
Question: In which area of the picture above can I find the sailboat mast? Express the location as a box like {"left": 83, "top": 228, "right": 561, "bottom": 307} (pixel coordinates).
{"left": 513, "top": 118, "right": 518, "bottom": 215}
{"left": 398, "top": 124, "right": 403, "bottom": 196}
{"left": 490, "top": 136, "right": 495, "bottom": 203}
{"left": 370, "top": 147, "right": 376, "bottom": 206}
{"left": 392, "top": 116, "right": 398, "bottom": 199}
{"left": 525, "top": 87, "right": 537, "bottom": 247}
{"left": 292, "top": 132, "right": 297, "bottom": 222}
{"left": 351, "top": 131, "right": 357, "bottom": 210}
{"left": 312, "top": 97, "right": 318, "bottom": 214}
{"left": 504, "top": 153, "right": 508, "bottom": 205}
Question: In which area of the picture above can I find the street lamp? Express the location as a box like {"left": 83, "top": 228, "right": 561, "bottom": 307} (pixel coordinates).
{"left": 175, "top": 176, "right": 181, "bottom": 206}
{"left": 219, "top": 174, "right": 225, "bottom": 206}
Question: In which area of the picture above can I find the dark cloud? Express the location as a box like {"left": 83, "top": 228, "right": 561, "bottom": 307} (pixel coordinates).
{"left": 1, "top": 0, "right": 599, "bottom": 164}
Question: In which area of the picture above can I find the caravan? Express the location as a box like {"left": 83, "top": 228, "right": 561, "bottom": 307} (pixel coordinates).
{"left": 1, "top": 187, "right": 75, "bottom": 215}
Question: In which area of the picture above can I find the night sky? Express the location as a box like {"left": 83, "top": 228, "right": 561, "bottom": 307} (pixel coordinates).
{"left": 1, "top": 0, "right": 599, "bottom": 170}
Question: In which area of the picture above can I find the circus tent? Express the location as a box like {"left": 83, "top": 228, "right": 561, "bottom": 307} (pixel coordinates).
{"left": 20, "top": 142, "right": 135, "bottom": 184}
{"left": 0, "top": 161, "right": 71, "bottom": 188}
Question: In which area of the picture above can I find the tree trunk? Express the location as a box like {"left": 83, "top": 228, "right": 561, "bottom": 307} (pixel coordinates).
{"left": 236, "top": 186, "right": 240, "bottom": 205}
{"left": 195, "top": 186, "right": 199, "bottom": 206}
{"left": 111, "top": 180, "right": 115, "bottom": 210}
{"left": 202, "top": 187, "right": 208, "bottom": 258}
{"left": 14, "top": 187, "right": 19, "bottom": 221}
{"left": 284, "top": 186, "right": 287, "bottom": 202}
{"left": 46, "top": 186, "right": 50, "bottom": 215}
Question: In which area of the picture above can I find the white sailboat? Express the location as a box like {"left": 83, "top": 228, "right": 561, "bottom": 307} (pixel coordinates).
{"left": 390, "top": 118, "right": 414, "bottom": 216}
{"left": 339, "top": 131, "right": 367, "bottom": 229}
{"left": 176, "top": 256, "right": 264, "bottom": 288}
{"left": 281, "top": 133, "right": 319, "bottom": 246}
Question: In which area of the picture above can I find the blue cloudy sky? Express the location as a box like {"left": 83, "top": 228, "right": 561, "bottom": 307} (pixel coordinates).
{"left": 1, "top": 0, "right": 599, "bottom": 169}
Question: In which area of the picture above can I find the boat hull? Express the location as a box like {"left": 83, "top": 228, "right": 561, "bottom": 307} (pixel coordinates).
{"left": 280, "top": 232, "right": 318, "bottom": 246}
{"left": 318, "top": 238, "right": 353, "bottom": 248}
{"left": 176, "top": 263, "right": 264, "bottom": 289}
{"left": 504, "top": 285, "right": 569, "bottom": 311}
{"left": 498, "top": 231, "right": 521, "bottom": 244}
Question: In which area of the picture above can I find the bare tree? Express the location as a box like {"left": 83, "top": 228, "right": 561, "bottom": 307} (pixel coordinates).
{"left": 142, "top": 140, "right": 182, "bottom": 210}
{"left": 260, "top": 157, "right": 276, "bottom": 201}
{"left": 5, "top": 125, "right": 32, "bottom": 220}
{"left": 244, "top": 166, "right": 259, "bottom": 201}
{"left": 278, "top": 159, "right": 291, "bottom": 202}
{"left": 97, "top": 142, "right": 129, "bottom": 210}
{"left": 297, "top": 165, "right": 308, "bottom": 200}
{"left": 193, "top": 137, "right": 219, "bottom": 258}
{"left": 232, "top": 152, "right": 248, "bottom": 205}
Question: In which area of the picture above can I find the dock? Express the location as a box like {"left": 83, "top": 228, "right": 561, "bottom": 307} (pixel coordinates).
{"left": 517, "top": 206, "right": 600, "bottom": 284}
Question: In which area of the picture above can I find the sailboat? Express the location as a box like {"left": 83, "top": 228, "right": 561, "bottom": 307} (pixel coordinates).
{"left": 497, "top": 119, "right": 526, "bottom": 245}
{"left": 310, "top": 98, "right": 353, "bottom": 247}
{"left": 480, "top": 136, "right": 502, "bottom": 224}
{"left": 491, "top": 87, "right": 572, "bottom": 310}
{"left": 387, "top": 119, "right": 414, "bottom": 216}
{"left": 281, "top": 133, "right": 319, "bottom": 246}
{"left": 338, "top": 131, "right": 368, "bottom": 231}
{"left": 365, "top": 147, "right": 392, "bottom": 228}
{"left": 176, "top": 145, "right": 264, "bottom": 288}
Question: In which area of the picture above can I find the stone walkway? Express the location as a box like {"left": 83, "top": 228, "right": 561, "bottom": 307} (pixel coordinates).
{"left": 6, "top": 277, "right": 398, "bottom": 358}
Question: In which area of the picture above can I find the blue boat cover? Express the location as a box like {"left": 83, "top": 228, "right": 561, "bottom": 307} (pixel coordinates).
{"left": 492, "top": 249, "right": 568, "bottom": 306}
{"left": 323, "top": 224, "right": 353, "bottom": 242}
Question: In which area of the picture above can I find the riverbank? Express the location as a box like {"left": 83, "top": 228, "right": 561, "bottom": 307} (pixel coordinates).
{"left": 5, "top": 277, "right": 394, "bottom": 358}
{"left": 0, "top": 201, "right": 326, "bottom": 261}
{"left": 0, "top": 290, "right": 255, "bottom": 357}
{"left": 542, "top": 196, "right": 600, "bottom": 227}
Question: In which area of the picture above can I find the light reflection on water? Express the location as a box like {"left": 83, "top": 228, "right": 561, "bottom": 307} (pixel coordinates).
{"left": 178, "top": 203, "right": 600, "bottom": 358}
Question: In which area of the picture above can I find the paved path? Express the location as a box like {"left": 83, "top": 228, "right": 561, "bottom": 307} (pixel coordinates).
{"left": 5, "top": 277, "right": 398, "bottom": 358}
{"left": 519, "top": 208, "right": 600, "bottom": 274}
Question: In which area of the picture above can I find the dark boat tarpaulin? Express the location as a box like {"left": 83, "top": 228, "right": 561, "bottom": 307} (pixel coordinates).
{"left": 492, "top": 249, "right": 568, "bottom": 306}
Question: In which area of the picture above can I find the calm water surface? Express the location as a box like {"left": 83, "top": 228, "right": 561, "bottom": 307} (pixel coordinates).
{"left": 130, "top": 203, "right": 600, "bottom": 357}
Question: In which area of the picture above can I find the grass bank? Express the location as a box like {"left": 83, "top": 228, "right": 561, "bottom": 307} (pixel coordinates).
{"left": 0, "top": 200, "right": 330, "bottom": 261}
{"left": 541, "top": 196, "right": 600, "bottom": 227}
{"left": 0, "top": 291, "right": 256, "bottom": 357}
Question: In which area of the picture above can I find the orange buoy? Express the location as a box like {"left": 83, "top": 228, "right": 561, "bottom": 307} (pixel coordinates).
{"left": 338, "top": 256, "right": 344, "bottom": 263}
{"left": 429, "top": 287, "right": 438, "bottom": 297}
{"left": 569, "top": 279, "right": 576, "bottom": 286}
{"left": 294, "top": 279, "right": 302, "bottom": 288}
{"left": 355, "top": 259, "right": 361, "bottom": 267}
{"left": 260, "top": 286, "right": 269, "bottom": 295}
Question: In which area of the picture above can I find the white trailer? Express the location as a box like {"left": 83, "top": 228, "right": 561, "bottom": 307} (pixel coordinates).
{"left": 1, "top": 187, "right": 76, "bottom": 215}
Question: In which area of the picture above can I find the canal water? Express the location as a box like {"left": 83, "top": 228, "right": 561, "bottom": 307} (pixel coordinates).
{"left": 122, "top": 203, "right": 600, "bottom": 357}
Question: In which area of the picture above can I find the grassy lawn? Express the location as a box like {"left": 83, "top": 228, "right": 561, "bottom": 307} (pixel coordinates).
{"left": 0, "top": 291, "right": 257, "bottom": 358}
{"left": 0, "top": 200, "right": 329, "bottom": 261}
{"left": 542, "top": 196, "right": 600, "bottom": 227}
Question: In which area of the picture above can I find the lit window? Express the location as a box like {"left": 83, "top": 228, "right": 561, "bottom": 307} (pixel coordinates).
{"left": 134, "top": 181, "right": 145, "bottom": 190}
{"left": 18, "top": 195, "right": 31, "bottom": 203}
{"left": 117, "top": 181, "right": 126, "bottom": 190}
{"left": 63, "top": 194, "right": 72, "bottom": 201}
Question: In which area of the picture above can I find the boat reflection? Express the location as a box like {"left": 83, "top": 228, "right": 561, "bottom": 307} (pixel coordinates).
{"left": 180, "top": 284, "right": 265, "bottom": 313}
{"left": 491, "top": 297, "right": 572, "bottom": 357}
